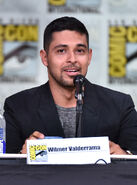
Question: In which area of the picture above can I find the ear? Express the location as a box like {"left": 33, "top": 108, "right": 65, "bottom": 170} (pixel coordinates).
{"left": 40, "top": 49, "right": 48, "bottom": 67}
{"left": 88, "top": 48, "right": 92, "bottom": 65}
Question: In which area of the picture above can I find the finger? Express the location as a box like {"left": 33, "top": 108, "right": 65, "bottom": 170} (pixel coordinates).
{"left": 29, "top": 131, "right": 45, "bottom": 139}
{"left": 109, "top": 142, "right": 127, "bottom": 155}
{"left": 109, "top": 146, "right": 115, "bottom": 154}
{"left": 109, "top": 141, "right": 116, "bottom": 154}
{"left": 109, "top": 140, "right": 114, "bottom": 147}
{"left": 20, "top": 137, "right": 36, "bottom": 154}
{"left": 20, "top": 142, "right": 27, "bottom": 154}
{"left": 20, "top": 131, "right": 45, "bottom": 154}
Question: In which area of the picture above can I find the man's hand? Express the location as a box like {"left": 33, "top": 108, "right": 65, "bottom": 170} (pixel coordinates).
{"left": 109, "top": 141, "right": 128, "bottom": 155}
{"left": 20, "top": 131, "right": 45, "bottom": 154}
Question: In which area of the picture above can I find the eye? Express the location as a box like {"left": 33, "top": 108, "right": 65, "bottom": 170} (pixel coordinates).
{"left": 57, "top": 49, "right": 66, "bottom": 53}
{"left": 78, "top": 49, "right": 84, "bottom": 52}
{"left": 76, "top": 49, "right": 85, "bottom": 54}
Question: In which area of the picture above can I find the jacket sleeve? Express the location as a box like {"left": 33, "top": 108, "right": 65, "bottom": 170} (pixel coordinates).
{"left": 118, "top": 94, "right": 137, "bottom": 154}
{"left": 4, "top": 98, "right": 24, "bottom": 153}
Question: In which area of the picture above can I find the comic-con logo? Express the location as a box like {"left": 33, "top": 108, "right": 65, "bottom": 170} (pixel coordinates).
{"left": 29, "top": 144, "right": 48, "bottom": 162}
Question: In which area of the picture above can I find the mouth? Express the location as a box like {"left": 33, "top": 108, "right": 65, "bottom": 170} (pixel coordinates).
{"left": 64, "top": 69, "right": 79, "bottom": 72}
{"left": 63, "top": 66, "right": 81, "bottom": 76}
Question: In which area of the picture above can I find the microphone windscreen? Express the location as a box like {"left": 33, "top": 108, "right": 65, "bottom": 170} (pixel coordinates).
{"left": 73, "top": 75, "right": 85, "bottom": 86}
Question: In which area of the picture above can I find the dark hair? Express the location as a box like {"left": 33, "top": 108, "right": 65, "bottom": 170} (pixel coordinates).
{"left": 43, "top": 16, "right": 89, "bottom": 51}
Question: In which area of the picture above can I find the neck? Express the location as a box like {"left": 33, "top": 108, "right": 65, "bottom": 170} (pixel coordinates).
{"left": 49, "top": 81, "right": 76, "bottom": 108}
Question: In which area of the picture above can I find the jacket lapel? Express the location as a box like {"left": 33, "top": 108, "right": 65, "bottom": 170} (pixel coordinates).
{"left": 81, "top": 81, "right": 100, "bottom": 137}
{"left": 38, "top": 82, "right": 65, "bottom": 137}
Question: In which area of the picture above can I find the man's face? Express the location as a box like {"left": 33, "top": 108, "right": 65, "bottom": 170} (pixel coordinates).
{"left": 42, "top": 30, "right": 92, "bottom": 88}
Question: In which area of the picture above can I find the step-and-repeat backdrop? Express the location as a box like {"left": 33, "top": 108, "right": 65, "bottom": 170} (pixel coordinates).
{"left": 0, "top": 0, "right": 137, "bottom": 109}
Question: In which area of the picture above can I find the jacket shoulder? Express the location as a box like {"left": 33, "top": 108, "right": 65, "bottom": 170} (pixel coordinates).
{"left": 4, "top": 83, "right": 49, "bottom": 108}
{"left": 86, "top": 81, "right": 134, "bottom": 106}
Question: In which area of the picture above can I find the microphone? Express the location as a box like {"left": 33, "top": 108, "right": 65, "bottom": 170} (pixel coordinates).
{"left": 74, "top": 75, "right": 85, "bottom": 137}
{"left": 73, "top": 75, "right": 85, "bottom": 100}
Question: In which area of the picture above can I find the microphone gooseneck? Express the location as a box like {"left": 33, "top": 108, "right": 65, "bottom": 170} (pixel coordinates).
{"left": 73, "top": 75, "right": 85, "bottom": 137}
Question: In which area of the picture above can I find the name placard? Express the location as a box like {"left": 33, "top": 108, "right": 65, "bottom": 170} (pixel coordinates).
{"left": 27, "top": 136, "right": 110, "bottom": 165}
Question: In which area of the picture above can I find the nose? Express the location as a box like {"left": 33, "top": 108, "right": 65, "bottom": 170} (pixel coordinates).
{"left": 67, "top": 50, "right": 77, "bottom": 64}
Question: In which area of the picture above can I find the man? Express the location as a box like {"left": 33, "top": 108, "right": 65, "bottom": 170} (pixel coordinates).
{"left": 4, "top": 16, "right": 137, "bottom": 154}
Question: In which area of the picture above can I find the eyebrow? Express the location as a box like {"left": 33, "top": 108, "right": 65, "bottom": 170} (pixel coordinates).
{"left": 77, "top": 44, "right": 87, "bottom": 48}
{"left": 54, "top": 44, "right": 68, "bottom": 49}
{"left": 54, "top": 43, "right": 88, "bottom": 50}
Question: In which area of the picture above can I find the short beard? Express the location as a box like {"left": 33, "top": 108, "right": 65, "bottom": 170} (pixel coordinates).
{"left": 60, "top": 75, "right": 75, "bottom": 89}
{"left": 49, "top": 70, "right": 75, "bottom": 89}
